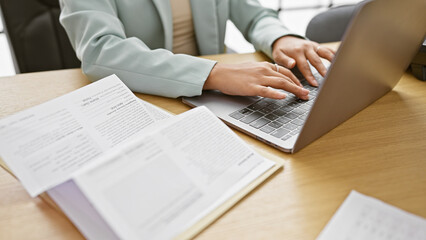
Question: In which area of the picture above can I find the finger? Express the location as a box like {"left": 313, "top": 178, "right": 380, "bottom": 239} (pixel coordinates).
{"left": 294, "top": 54, "right": 318, "bottom": 87}
{"left": 317, "top": 46, "right": 335, "bottom": 62}
{"left": 269, "top": 63, "right": 302, "bottom": 87}
{"left": 274, "top": 51, "right": 296, "bottom": 69}
{"left": 306, "top": 48, "right": 328, "bottom": 77}
{"left": 276, "top": 65, "right": 303, "bottom": 87}
{"left": 254, "top": 86, "right": 287, "bottom": 99}
{"left": 264, "top": 76, "right": 310, "bottom": 100}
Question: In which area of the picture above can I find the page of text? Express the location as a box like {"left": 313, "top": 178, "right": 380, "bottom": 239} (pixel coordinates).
{"left": 0, "top": 75, "right": 169, "bottom": 196}
{"left": 74, "top": 106, "right": 276, "bottom": 240}
{"left": 317, "top": 191, "right": 426, "bottom": 240}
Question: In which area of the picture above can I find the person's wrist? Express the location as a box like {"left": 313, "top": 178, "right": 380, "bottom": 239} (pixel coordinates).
{"left": 272, "top": 36, "right": 298, "bottom": 69}
{"left": 272, "top": 35, "right": 299, "bottom": 52}
{"left": 204, "top": 63, "right": 222, "bottom": 90}
{"left": 273, "top": 34, "right": 307, "bottom": 49}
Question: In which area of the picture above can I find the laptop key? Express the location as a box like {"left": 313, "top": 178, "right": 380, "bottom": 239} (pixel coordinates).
{"left": 299, "top": 104, "right": 311, "bottom": 111}
{"left": 240, "top": 112, "right": 263, "bottom": 124}
{"left": 271, "top": 128, "right": 290, "bottom": 138}
{"left": 291, "top": 108, "right": 305, "bottom": 115}
{"left": 284, "top": 112, "right": 298, "bottom": 119}
{"left": 286, "top": 95, "right": 296, "bottom": 102}
{"left": 259, "top": 107, "right": 274, "bottom": 114}
{"left": 268, "top": 103, "right": 280, "bottom": 110}
{"left": 265, "top": 113, "right": 279, "bottom": 121}
{"left": 229, "top": 111, "right": 245, "bottom": 120}
{"left": 299, "top": 113, "right": 308, "bottom": 119}
{"left": 291, "top": 118, "right": 305, "bottom": 126}
{"left": 239, "top": 108, "right": 253, "bottom": 115}
{"left": 273, "top": 109, "right": 287, "bottom": 116}
{"left": 288, "top": 102, "right": 300, "bottom": 108}
{"left": 260, "top": 125, "right": 275, "bottom": 133}
{"left": 283, "top": 123, "right": 297, "bottom": 131}
{"left": 276, "top": 116, "right": 291, "bottom": 124}
{"left": 268, "top": 121, "right": 282, "bottom": 129}
{"left": 250, "top": 118, "right": 270, "bottom": 129}
{"left": 262, "top": 98, "right": 278, "bottom": 105}
{"left": 247, "top": 100, "right": 269, "bottom": 110}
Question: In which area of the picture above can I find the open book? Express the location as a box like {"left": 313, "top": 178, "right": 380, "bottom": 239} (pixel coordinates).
{"left": 0, "top": 75, "right": 282, "bottom": 239}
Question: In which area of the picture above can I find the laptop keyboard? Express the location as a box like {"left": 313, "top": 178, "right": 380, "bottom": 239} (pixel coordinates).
{"left": 229, "top": 73, "right": 324, "bottom": 142}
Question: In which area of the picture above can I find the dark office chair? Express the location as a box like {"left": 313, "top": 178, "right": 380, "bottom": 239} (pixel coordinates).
{"left": 305, "top": 4, "right": 358, "bottom": 43}
{"left": 0, "top": 0, "right": 80, "bottom": 73}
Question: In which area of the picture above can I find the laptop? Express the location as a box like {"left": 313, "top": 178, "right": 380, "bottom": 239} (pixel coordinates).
{"left": 183, "top": 0, "right": 426, "bottom": 153}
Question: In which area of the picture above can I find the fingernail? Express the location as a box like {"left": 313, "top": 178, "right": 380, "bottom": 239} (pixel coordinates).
{"left": 299, "top": 94, "right": 309, "bottom": 100}
{"left": 302, "top": 88, "right": 310, "bottom": 95}
{"left": 277, "top": 92, "right": 287, "bottom": 99}
{"left": 312, "top": 79, "right": 318, "bottom": 86}
{"left": 289, "top": 59, "right": 295, "bottom": 67}
{"left": 301, "top": 87, "right": 309, "bottom": 94}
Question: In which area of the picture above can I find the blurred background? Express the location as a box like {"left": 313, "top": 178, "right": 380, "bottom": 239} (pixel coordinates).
{"left": 0, "top": 0, "right": 362, "bottom": 77}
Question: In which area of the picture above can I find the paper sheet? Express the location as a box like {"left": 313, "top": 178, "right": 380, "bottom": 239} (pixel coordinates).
{"left": 73, "top": 106, "right": 276, "bottom": 240}
{"left": 47, "top": 97, "right": 173, "bottom": 240}
{"left": 0, "top": 75, "right": 164, "bottom": 197}
{"left": 317, "top": 190, "right": 426, "bottom": 240}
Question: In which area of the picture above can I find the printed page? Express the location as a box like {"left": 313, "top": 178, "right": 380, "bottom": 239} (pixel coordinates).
{"left": 47, "top": 99, "right": 173, "bottom": 240}
{"left": 74, "top": 106, "right": 276, "bottom": 240}
{"left": 0, "top": 75, "right": 167, "bottom": 197}
{"left": 317, "top": 190, "right": 426, "bottom": 240}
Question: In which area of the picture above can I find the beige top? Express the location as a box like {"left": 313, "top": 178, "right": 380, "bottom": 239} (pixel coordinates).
{"left": 170, "top": 0, "right": 199, "bottom": 55}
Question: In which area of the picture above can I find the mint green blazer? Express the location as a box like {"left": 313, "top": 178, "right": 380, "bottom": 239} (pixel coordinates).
{"left": 59, "top": 0, "right": 297, "bottom": 98}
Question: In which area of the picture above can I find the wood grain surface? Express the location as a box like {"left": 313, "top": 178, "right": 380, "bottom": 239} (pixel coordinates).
{"left": 1, "top": 43, "right": 425, "bottom": 239}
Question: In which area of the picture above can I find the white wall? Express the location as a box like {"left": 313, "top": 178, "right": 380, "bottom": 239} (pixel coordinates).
{"left": 0, "top": 10, "right": 16, "bottom": 77}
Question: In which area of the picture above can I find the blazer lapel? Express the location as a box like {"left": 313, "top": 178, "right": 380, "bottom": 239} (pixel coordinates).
{"left": 152, "top": 0, "right": 173, "bottom": 51}
{"left": 190, "top": 0, "right": 220, "bottom": 55}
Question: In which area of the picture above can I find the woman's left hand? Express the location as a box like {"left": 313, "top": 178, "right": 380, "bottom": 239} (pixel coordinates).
{"left": 272, "top": 36, "right": 335, "bottom": 87}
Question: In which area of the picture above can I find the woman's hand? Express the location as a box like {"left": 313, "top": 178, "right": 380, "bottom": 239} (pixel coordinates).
{"left": 272, "top": 36, "right": 335, "bottom": 86}
{"left": 204, "top": 62, "right": 310, "bottom": 100}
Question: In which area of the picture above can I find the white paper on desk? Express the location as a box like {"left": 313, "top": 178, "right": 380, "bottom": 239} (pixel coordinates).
{"left": 47, "top": 98, "right": 172, "bottom": 240}
{"left": 0, "top": 75, "right": 169, "bottom": 197}
{"left": 317, "top": 190, "right": 426, "bottom": 240}
{"left": 72, "top": 106, "right": 276, "bottom": 240}
{"left": 48, "top": 180, "right": 120, "bottom": 240}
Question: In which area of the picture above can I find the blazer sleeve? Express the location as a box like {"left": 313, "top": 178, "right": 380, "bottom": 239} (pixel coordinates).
{"left": 229, "top": 0, "right": 304, "bottom": 59}
{"left": 59, "top": 0, "right": 216, "bottom": 98}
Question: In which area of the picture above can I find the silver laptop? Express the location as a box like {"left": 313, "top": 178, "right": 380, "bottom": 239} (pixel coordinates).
{"left": 183, "top": 0, "right": 426, "bottom": 153}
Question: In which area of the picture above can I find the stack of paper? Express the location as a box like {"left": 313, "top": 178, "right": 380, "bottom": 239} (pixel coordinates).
{"left": 0, "top": 75, "right": 281, "bottom": 240}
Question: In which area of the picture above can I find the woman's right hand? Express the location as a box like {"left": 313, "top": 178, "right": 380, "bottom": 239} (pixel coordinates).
{"left": 203, "top": 62, "right": 310, "bottom": 100}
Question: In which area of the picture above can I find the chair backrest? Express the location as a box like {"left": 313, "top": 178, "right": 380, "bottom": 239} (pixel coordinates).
{"left": 0, "top": 0, "right": 80, "bottom": 73}
{"left": 305, "top": 4, "right": 358, "bottom": 43}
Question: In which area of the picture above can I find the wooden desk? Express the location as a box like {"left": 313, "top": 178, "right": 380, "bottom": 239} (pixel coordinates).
{"left": 1, "top": 47, "right": 425, "bottom": 239}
